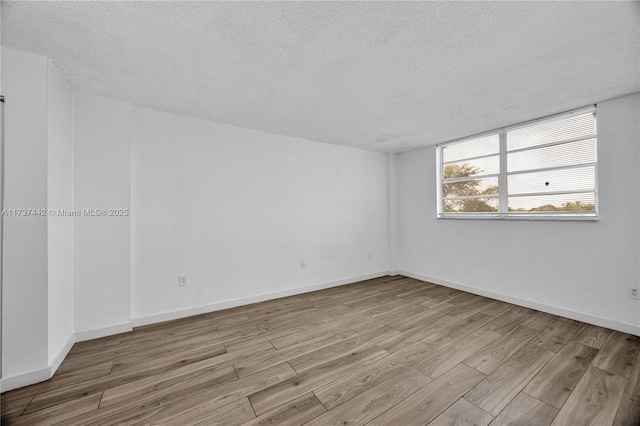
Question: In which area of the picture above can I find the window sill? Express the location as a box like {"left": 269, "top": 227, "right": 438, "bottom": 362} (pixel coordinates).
{"left": 437, "top": 213, "right": 599, "bottom": 222}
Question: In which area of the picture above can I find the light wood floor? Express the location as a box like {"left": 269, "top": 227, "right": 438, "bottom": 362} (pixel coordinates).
{"left": 2, "top": 276, "right": 639, "bottom": 425}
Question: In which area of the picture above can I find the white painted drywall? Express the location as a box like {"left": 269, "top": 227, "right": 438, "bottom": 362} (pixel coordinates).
{"left": 0, "top": 48, "right": 49, "bottom": 378}
{"left": 73, "top": 93, "right": 131, "bottom": 334}
{"left": 131, "top": 106, "right": 389, "bottom": 319}
{"left": 387, "top": 154, "right": 398, "bottom": 272}
{"left": 46, "top": 60, "right": 74, "bottom": 363}
{"left": 1, "top": 9, "right": 3, "bottom": 388}
{"left": 395, "top": 93, "right": 640, "bottom": 331}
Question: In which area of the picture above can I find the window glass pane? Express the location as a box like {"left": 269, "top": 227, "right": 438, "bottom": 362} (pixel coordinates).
{"left": 507, "top": 112, "right": 596, "bottom": 152}
{"left": 508, "top": 166, "right": 595, "bottom": 196}
{"left": 442, "top": 134, "right": 499, "bottom": 162}
{"left": 444, "top": 197, "right": 498, "bottom": 213}
{"left": 507, "top": 138, "right": 596, "bottom": 173}
{"left": 508, "top": 192, "right": 595, "bottom": 213}
{"left": 443, "top": 177, "right": 498, "bottom": 198}
{"left": 444, "top": 155, "right": 499, "bottom": 178}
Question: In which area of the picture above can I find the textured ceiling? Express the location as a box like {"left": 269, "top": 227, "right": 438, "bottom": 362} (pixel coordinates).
{"left": 2, "top": 2, "right": 639, "bottom": 153}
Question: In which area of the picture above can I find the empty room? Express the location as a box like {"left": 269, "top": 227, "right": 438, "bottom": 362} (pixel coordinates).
{"left": 0, "top": 1, "right": 639, "bottom": 425}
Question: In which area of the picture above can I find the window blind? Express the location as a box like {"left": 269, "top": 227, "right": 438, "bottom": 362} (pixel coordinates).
{"left": 437, "top": 107, "right": 598, "bottom": 220}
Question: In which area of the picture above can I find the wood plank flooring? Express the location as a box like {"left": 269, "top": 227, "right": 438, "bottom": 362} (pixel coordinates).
{"left": 2, "top": 276, "right": 639, "bottom": 426}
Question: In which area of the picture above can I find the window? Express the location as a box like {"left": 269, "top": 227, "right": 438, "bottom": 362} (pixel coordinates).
{"left": 437, "top": 106, "right": 597, "bottom": 220}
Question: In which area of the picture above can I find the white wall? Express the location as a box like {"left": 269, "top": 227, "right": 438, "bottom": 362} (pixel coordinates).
{"left": 131, "top": 106, "right": 389, "bottom": 321}
{"left": 1, "top": 48, "right": 49, "bottom": 379}
{"left": 73, "top": 94, "right": 131, "bottom": 335}
{"left": 387, "top": 154, "right": 398, "bottom": 272}
{"left": 46, "top": 60, "right": 74, "bottom": 363}
{"left": 395, "top": 93, "right": 640, "bottom": 334}
{"left": 1, "top": 12, "right": 3, "bottom": 387}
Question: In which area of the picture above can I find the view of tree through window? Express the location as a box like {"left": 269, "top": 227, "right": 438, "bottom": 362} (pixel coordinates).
{"left": 442, "top": 163, "right": 498, "bottom": 212}
{"left": 438, "top": 108, "right": 597, "bottom": 219}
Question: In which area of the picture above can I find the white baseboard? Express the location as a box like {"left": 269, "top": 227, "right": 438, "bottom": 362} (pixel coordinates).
{"left": 49, "top": 333, "right": 76, "bottom": 376}
{"left": 1, "top": 332, "right": 76, "bottom": 393}
{"left": 75, "top": 322, "right": 133, "bottom": 343}
{"left": 132, "top": 270, "right": 390, "bottom": 327}
{"left": 399, "top": 270, "right": 640, "bottom": 336}
{"left": 0, "top": 366, "right": 51, "bottom": 393}
{"left": 2, "top": 322, "right": 134, "bottom": 392}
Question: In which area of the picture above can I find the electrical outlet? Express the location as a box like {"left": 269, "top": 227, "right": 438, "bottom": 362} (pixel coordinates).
{"left": 368, "top": 253, "right": 372, "bottom": 260}
{"left": 629, "top": 287, "right": 640, "bottom": 300}
{"left": 179, "top": 275, "right": 188, "bottom": 287}
{"left": 300, "top": 260, "right": 306, "bottom": 269}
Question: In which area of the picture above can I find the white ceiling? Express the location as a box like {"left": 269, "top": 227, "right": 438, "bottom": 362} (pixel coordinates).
{"left": 2, "top": 2, "right": 638, "bottom": 153}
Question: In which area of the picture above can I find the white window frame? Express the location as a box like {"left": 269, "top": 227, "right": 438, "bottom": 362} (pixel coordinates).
{"left": 436, "top": 105, "right": 598, "bottom": 221}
